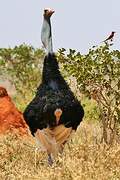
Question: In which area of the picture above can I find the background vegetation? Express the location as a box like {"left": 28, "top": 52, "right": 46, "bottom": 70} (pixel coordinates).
{"left": 0, "top": 44, "right": 120, "bottom": 179}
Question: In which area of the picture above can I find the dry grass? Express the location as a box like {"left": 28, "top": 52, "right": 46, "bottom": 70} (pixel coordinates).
{"left": 0, "top": 122, "right": 120, "bottom": 180}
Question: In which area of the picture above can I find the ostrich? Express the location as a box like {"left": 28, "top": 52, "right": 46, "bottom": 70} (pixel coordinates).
{"left": 23, "top": 8, "right": 84, "bottom": 165}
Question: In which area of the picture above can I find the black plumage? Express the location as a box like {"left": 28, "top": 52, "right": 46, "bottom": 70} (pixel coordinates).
{"left": 24, "top": 53, "right": 84, "bottom": 135}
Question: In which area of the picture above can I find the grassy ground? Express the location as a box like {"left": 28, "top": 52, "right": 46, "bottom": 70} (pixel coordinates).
{"left": 0, "top": 122, "right": 120, "bottom": 180}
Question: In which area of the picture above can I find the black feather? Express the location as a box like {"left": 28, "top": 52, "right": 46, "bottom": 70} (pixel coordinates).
{"left": 23, "top": 53, "right": 84, "bottom": 136}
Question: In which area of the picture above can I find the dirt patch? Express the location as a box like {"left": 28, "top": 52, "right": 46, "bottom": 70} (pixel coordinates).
{"left": 0, "top": 86, "right": 28, "bottom": 135}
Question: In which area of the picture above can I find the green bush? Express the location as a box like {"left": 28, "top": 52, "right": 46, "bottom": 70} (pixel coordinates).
{"left": 57, "top": 44, "right": 120, "bottom": 144}
{"left": 0, "top": 44, "right": 45, "bottom": 109}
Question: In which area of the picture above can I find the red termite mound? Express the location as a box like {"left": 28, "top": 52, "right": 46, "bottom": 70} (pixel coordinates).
{"left": 0, "top": 86, "right": 28, "bottom": 135}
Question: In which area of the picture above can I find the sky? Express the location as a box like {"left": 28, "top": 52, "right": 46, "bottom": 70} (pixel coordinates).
{"left": 0, "top": 0, "right": 120, "bottom": 54}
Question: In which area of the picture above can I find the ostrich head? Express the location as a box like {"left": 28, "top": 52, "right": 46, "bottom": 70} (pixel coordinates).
{"left": 44, "top": 8, "right": 55, "bottom": 18}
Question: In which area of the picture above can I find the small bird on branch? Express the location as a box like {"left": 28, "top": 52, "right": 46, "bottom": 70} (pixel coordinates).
{"left": 92, "top": 31, "right": 116, "bottom": 48}
{"left": 103, "top": 31, "right": 116, "bottom": 42}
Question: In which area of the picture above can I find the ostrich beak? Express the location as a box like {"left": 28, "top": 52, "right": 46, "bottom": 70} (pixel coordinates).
{"left": 49, "top": 9, "right": 55, "bottom": 15}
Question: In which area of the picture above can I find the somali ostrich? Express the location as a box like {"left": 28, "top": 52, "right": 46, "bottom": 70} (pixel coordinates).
{"left": 23, "top": 8, "right": 84, "bottom": 165}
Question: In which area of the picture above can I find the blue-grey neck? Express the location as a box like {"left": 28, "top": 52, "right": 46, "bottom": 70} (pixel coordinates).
{"left": 41, "top": 16, "right": 53, "bottom": 54}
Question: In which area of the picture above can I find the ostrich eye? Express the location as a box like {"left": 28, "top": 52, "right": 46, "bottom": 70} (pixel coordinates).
{"left": 44, "top": 10, "right": 48, "bottom": 13}
{"left": 44, "top": 9, "right": 49, "bottom": 13}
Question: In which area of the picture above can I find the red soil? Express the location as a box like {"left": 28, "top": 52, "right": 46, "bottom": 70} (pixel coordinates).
{"left": 0, "top": 86, "right": 28, "bottom": 135}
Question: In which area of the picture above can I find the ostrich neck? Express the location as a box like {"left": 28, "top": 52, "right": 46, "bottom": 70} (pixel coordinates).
{"left": 41, "top": 16, "right": 53, "bottom": 53}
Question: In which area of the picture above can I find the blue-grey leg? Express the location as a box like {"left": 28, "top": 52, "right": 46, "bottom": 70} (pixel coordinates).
{"left": 48, "top": 153, "right": 53, "bottom": 166}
